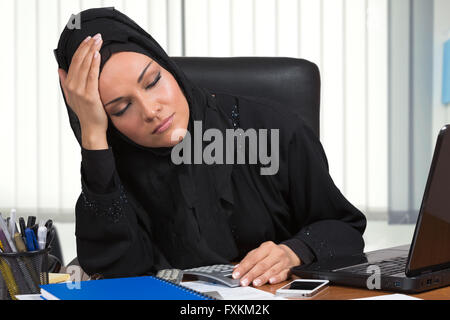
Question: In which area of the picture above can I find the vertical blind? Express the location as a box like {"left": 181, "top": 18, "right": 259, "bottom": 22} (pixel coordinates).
{"left": 0, "top": 0, "right": 390, "bottom": 219}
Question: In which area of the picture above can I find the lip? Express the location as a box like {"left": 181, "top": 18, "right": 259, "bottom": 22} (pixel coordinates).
{"left": 153, "top": 113, "right": 175, "bottom": 134}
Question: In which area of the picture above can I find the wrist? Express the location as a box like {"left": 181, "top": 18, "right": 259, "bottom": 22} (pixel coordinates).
{"left": 81, "top": 129, "right": 108, "bottom": 150}
{"left": 280, "top": 244, "right": 302, "bottom": 266}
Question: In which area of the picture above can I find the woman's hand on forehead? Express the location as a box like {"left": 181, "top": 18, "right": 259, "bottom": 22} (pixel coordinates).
{"left": 58, "top": 33, "right": 109, "bottom": 150}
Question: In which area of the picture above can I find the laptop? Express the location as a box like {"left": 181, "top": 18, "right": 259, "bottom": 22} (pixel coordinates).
{"left": 291, "top": 125, "right": 450, "bottom": 294}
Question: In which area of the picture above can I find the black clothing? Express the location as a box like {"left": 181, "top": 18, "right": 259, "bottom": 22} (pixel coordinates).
{"left": 55, "top": 7, "right": 367, "bottom": 278}
{"left": 78, "top": 92, "right": 366, "bottom": 277}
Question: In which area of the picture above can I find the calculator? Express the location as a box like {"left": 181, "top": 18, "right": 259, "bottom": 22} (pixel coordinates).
{"left": 183, "top": 264, "right": 241, "bottom": 288}
{"left": 156, "top": 268, "right": 184, "bottom": 285}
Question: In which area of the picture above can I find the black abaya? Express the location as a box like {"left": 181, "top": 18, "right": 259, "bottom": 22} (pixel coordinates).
{"left": 77, "top": 92, "right": 366, "bottom": 277}
{"left": 55, "top": 7, "right": 367, "bottom": 278}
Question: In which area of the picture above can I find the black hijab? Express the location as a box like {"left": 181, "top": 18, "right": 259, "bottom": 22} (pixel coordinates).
{"left": 54, "top": 7, "right": 239, "bottom": 268}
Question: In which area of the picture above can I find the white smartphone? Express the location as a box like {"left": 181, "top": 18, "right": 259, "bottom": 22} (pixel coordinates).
{"left": 275, "top": 279, "right": 329, "bottom": 298}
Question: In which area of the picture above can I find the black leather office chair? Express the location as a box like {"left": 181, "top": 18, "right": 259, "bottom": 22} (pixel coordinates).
{"left": 66, "top": 57, "right": 322, "bottom": 275}
{"left": 172, "top": 57, "right": 321, "bottom": 137}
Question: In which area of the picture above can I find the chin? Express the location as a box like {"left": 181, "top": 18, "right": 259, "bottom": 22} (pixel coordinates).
{"left": 141, "top": 132, "right": 181, "bottom": 148}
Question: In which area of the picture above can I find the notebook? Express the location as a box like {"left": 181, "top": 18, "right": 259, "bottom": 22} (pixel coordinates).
{"left": 40, "top": 276, "right": 214, "bottom": 300}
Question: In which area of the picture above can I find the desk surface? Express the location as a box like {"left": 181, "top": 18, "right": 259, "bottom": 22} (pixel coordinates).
{"left": 257, "top": 276, "right": 450, "bottom": 300}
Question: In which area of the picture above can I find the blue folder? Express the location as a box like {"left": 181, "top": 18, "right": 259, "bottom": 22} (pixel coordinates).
{"left": 40, "top": 276, "right": 213, "bottom": 300}
{"left": 443, "top": 39, "right": 450, "bottom": 105}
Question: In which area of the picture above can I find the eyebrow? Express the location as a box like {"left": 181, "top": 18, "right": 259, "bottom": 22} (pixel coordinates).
{"left": 104, "top": 61, "right": 153, "bottom": 107}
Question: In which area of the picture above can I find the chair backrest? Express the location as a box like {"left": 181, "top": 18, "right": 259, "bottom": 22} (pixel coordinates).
{"left": 172, "top": 57, "right": 321, "bottom": 137}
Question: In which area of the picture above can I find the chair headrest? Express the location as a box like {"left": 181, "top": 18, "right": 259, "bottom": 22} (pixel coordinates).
{"left": 172, "top": 57, "right": 321, "bottom": 137}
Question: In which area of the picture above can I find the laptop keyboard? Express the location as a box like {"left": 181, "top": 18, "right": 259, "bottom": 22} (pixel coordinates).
{"left": 333, "top": 256, "right": 407, "bottom": 276}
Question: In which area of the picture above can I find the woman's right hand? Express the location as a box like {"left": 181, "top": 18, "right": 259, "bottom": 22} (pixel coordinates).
{"left": 58, "top": 33, "right": 108, "bottom": 148}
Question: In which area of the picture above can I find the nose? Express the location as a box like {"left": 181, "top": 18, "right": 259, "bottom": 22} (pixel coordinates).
{"left": 136, "top": 95, "right": 162, "bottom": 122}
{"left": 142, "top": 104, "right": 162, "bottom": 122}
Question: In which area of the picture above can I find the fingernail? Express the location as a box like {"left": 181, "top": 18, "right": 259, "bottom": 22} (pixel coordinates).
{"left": 232, "top": 271, "right": 240, "bottom": 279}
{"left": 269, "top": 277, "right": 276, "bottom": 284}
{"left": 241, "top": 278, "right": 249, "bottom": 286}
{"left": 253, "top": 279, "right": 261, "bottom": 286}
{"left": 84, "top": 36, "right": 91, "bottom": 43}
{"left": 94, "top": 33, "right": 102, "bottom": 44}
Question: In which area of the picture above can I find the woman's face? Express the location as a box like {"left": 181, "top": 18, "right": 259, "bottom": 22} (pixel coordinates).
{"left": 99, "top": 51, "right": 189, "bottom": 148}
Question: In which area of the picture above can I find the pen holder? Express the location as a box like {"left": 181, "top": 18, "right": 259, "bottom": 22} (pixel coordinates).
{"left": 0, "top": 247, "right": 50, "bottom": 300}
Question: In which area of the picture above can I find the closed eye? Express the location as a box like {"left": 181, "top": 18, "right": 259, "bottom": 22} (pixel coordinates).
{"left": 112, "top": 103, "right": 131, "bottom": 117}
{"left": 112, "top": 72, "right": 162, "bottom": 117}
{"left": 145, "top": 71, "right": 161, "bottom": 90}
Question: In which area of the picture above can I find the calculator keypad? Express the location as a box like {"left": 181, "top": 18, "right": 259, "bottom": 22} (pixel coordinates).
{"left": 183, "top": 264, "right": 240, "bottom": 287}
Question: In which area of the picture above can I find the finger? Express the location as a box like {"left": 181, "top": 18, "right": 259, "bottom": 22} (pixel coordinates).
{"left": 76, "top": 35, "right": 102, "bottom": 90}
{"left": 232, "top": 247, "right": 270, "bottom": 281}
{"left": 86, "top": 49, "right": 101, "bottom": 92}
{"left": 240, "top": 254, "right": 279, "bottom": 287}
{"left": 267, "top": 268, "right": 290, "bottom": 285}
{"left": 66, "top": 35, "right": 94, "bottom": 82}
{"left": 252, "top": 262, "right": 285, "bottom": 287}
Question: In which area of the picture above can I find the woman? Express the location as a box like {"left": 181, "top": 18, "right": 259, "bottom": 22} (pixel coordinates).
{"left": 54, "top": 7, "right": 366, "bottom": 287}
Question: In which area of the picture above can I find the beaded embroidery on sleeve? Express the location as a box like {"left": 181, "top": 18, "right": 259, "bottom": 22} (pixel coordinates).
{"left": 80, "top": 181, "right": 128, "bottom": 224}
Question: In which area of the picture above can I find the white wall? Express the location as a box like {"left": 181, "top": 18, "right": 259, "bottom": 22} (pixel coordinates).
{"left": 0, "top": 0, "right": 390, "bottom": 220}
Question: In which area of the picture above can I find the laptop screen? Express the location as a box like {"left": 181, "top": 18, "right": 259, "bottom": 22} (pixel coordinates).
{"left": 408, "top": 127, "right": 450, "bottom": 274}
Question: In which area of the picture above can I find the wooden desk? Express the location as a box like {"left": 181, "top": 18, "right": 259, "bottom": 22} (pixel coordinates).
{"left": 257, "top": 276, "right": 450, "bottom": 300}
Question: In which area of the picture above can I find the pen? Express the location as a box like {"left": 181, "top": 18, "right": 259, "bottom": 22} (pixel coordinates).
{"left": 14, "top": 233, "right": 27, "bottom": 253}
{"left": 26, "top": 216, "right": 36, "bottom": 229}
{"left": 24, "top": 228, "right": 38, "bottom": 252}
{"left": 45, "top": 227, "right": 55, "bottom": 249}
{"left": 19, "top": 217, "right": 26, "bottom": 238}
{"left": 9, "top": 209, "right": 17, "bottom": 237}
{"left": 37, "top": 221, "right": 47, "bottom": 250}
{"left": 31, "top": 224, "right": 39, "bottom": 237}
